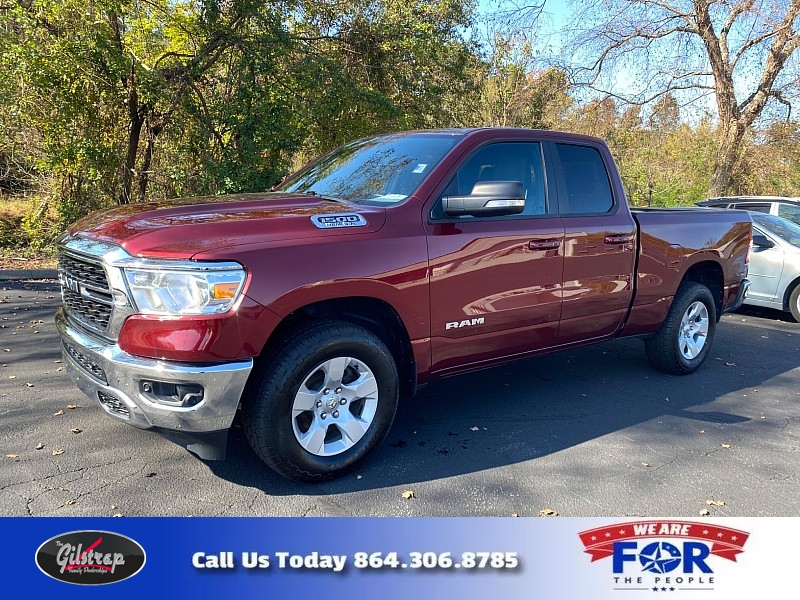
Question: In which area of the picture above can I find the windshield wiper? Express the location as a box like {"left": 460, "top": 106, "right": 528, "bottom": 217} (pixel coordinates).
{"left": 304, "top": 190, "right": 348, "bottom": 204}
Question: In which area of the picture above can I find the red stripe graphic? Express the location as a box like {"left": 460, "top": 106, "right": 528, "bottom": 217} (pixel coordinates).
{"left": 578, "top": 521, "right": 749, "bottom": 562}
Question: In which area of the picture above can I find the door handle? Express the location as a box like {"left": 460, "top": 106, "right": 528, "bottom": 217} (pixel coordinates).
{"left": 604, "top": 234, "right": 634, "bottom": 245}
{"left": 528, "top": 239, "right": 561, "bottom": 250}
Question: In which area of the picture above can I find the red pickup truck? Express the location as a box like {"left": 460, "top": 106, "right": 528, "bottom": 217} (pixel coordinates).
{"left": 55, "top": 128, "right": 752, "bottom": 481}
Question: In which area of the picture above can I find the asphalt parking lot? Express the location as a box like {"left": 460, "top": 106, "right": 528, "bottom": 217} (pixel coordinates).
{"left": 1, "top": 278, "right": 799, "bottom": 517}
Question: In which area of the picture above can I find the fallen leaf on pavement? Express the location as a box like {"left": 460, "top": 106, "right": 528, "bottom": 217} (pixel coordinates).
{"left": 52, "top": 449, "right": 64, "bottom": 456}
{"left": 721, "top": 444, "right": 731, "bottom": 449}
{"left": 470, "top": 426, "right": 479, "bottom": 431}
{"left": 699, "top": 509, "right": 710, "bottom": 516}
{"left": 70, "top": 428, "right": 82, "bottom": 434}
{"left": 511, "top": 513, "right": 519, "bottom": 517}
{"left": 66, "top": 404, "right": 79, "bottom": 409}
{"left": 53, "top": 410, "right": 64, "bottom": 416}
{"left": 65, "top": 499, "right": 76, "bottom": 506}
{"left": 706, "top": 500, "right": 726, "bottom": 506}
{"left": 538, "top": 508, "right": 559, "bottom": 517}
{"left": 35, "top": 443, "right": 44, "bottom": 450}
{"left": 401, "top": 490, "right": 415, "bottom": 499}
{"left": 25, "top": 382, "right": 34, "bottom": 387}
{"left": 642, "top": 463, "right": 650, "bottom": 467}
{"left": 6, "top": 454, "right": 19, "bottom": 459}
{"left": 113, "top": 513, "right": 123, "bottom": 517}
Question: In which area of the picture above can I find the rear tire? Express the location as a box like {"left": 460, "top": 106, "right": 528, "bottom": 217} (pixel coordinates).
{"left": 243, "top": 320, "right": 399, "bottom": 482}
{"left": 645, "top": 282, "right": 716, "bottom": 375}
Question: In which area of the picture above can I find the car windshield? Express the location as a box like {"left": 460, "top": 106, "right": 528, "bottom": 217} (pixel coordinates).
{"left": 752, "top": 213, "right": 800, "bottom": 247}
{"left": 277, "top": 134, "right": 459, "bottom": 206}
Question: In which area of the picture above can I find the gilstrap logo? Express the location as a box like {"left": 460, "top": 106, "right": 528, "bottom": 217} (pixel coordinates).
{"left": 36, "top": 531, "right": 146, "bottom": 585}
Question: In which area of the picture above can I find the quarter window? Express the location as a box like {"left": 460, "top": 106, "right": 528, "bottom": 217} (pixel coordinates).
{"left": 733, "top": 203, "right": 770, "bottom": 214}
{"left": 777, "top": 203, "right": 800, "bottom": 226}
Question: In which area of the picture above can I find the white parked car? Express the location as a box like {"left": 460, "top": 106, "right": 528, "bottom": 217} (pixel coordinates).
{"left": 746, "top": 212, "right": 800, "bottom": 321}
{"left": 698, "top": 196, "right": 800, "bottom": 226}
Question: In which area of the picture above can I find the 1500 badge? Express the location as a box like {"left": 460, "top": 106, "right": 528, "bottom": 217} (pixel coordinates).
{"left": 311, "top": 214, "right": 367, "bottom": 228}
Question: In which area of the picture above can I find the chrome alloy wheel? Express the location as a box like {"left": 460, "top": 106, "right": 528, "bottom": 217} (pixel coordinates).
{"left": 291, "top": 356, "right": 379, "bottom": 457}
{"left": 678, "top": 300, "right": 709, "bottom": 360}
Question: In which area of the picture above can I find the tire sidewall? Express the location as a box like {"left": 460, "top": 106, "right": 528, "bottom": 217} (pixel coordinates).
{"left": 263, "top": 332, "right": 398, "bottom": 477}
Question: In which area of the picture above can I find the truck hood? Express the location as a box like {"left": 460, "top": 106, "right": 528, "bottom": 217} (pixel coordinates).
{"left": 68, "top": 192, "right": 387, "bottom": 258}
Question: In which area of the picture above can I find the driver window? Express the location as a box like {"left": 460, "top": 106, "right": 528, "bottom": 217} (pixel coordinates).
{"left": 434, "top": 142, "right": 546, "bottom": 219}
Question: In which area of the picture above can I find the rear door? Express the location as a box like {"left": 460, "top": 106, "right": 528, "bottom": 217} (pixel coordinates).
{"left": 548, "top": 141, "right": 637, "bottom": 345}
{"left": 426, "top": 139, "right": 565, "bottom": 373}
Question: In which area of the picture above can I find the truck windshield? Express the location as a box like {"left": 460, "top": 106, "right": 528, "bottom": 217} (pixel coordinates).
{"left": 277, "top": 134, "right": 458, "bottom": 206}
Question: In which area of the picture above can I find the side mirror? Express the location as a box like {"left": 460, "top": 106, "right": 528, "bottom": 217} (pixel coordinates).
{"left": 442, "top": 181, "right": 525, "bottom": 217}
{"left": 752, "top": 233, "right": 774, "bottom": 249}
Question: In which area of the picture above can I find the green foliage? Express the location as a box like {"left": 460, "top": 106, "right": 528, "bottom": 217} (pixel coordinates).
{"left": 3, "top": 0, "right": 800, "bottom": 253}
{"left": 0, "top": 0, "right": 479, "bottom": 247}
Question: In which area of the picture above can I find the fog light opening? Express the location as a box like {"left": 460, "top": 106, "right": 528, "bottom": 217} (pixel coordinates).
{"left": 139, "top": 380, "right": 204, "bottom": 407}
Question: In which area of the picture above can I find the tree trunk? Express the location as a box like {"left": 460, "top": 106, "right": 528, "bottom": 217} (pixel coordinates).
{"left": 119, "top": 62, "right": 144, "bottom": 205}
{"left": 136, "top": 119, "right": 161, "bottom": 202}
{"left": 707, "top": 122, "right": 744, "bottom": 197}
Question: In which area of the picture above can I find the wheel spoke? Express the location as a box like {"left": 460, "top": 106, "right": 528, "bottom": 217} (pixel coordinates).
{"left": 687, "top": 302, "right": 702, "bottom": 322}
{"left": 324, "top": 357, "right": 349, "bottom": 385}
{"left": 298, "top": 422, "right": 327, "bottom": 455}
{"left": 343, "top": 372, "right": 378, "bottom": 399}
{"left": 338, "top": 415, "right": 368, "bottom": 444}
{"left": 686, "top": 337, "right": 700, "bottom": 358}
{"left": 293, "top": 387, "right": 318, "bottom": 412}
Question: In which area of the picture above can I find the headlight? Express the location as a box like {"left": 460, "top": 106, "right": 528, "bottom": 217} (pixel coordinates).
{"left": 123, "top": 263, "right": 246, "bottom": 316}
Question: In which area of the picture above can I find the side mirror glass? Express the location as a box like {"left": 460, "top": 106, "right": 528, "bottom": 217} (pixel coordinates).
{"left": 752, "top": 233, "right": 774, "bottom": 249}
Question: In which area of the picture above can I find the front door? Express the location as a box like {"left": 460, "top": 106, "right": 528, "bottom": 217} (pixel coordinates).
{"left": 426, "top": 141, "right": 565, "bottom": 373}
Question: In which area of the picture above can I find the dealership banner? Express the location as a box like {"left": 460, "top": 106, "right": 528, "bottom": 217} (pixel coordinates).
{"left": 4, "top": 517, "right": 794, "bottom": 598}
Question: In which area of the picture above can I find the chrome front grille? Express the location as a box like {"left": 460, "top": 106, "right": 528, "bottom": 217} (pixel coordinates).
{"left": 59, "top": 253, "right": 108, "bottom": 287}
{"left": 59, "top": 252, "right": 113, "bottom": 333}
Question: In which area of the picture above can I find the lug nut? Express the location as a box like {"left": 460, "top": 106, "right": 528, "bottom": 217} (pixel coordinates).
{"left": 320, "top": 412, "right": 327, "bottom": 420}
{"left": 340, "top": 398, "right": 347, "bottom": 405}
{"left": 335, "top": 387, "right": 342, "bottom": 393}
{"left": 316, "top": 401, "right": 322, "bottom": 408}
{"left": 323, "top": 388, "right": 330, "bottom": 394}
{"left": 332, "top": 410, "right": 339, "bottom": 418}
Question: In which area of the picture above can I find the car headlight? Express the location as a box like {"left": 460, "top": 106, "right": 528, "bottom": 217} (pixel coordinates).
{"left": 123, "top": 263, "right": 246, "bottom": 316}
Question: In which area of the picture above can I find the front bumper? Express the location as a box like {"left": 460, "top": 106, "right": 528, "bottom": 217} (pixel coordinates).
{"left": 56, "top": 308, "right": 253, "bottom": 455}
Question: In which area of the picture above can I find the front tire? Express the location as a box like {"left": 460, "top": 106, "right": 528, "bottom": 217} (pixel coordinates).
{"left": 243, "top": 320, "right": 399, "bottom": 482}
{"left": 645, "top": 282, "right": 716, "bottom": 375}
{"left": 789, "top": 285, "right": 800, "bottom": 322}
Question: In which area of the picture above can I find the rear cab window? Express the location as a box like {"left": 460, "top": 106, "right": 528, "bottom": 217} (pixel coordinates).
{"left": 553, "top": 143, "right": 614, "bottom": 215}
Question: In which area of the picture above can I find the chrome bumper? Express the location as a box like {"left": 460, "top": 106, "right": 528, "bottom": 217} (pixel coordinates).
{"left": 724, "top": 279, "right": 751, "bottom": 314}
{"left": 55, "top": 308, "right": 253, "bottom": 434}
